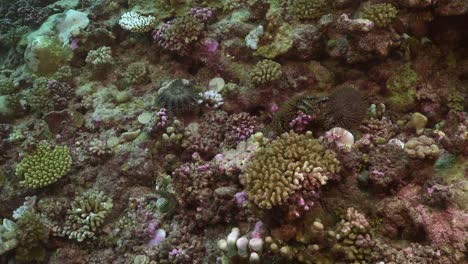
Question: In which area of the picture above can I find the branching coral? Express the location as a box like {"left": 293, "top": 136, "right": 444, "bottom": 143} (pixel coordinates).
{"left": 15, "top": 212, "right": 49, "bottom": 262}
{"left": 85, "top": 46, "right": 113, "bottom": 66}
{"left": 48, "top": 80, "right": 74, "bottom": 110}
{"left": 288, "top": 0, "right": 327, "bottom": 20}
{"left": 118, "top": 11, "right": 156, "bottom": 33}
{"left": 152, "top": 16, "right": 204, "bottom": 56}
{"left": 250, "top": 59, "right": 282, "bottom": 86}
{"left": 361, "top": 3, "right": 398, "bottom": 28}
{"left": 16, "top": 142, "right": 72, "bottom": 189}
{"left": 61, "top": 190, "right": 113, "bottom": 242}
{"left": 125, "top": 61, "right": 149, "bottom": 84}
{"left": 241, "top": 131, "right": 340, "bottom": 209}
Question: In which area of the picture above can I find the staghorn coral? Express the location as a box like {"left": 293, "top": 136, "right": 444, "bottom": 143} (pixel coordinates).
{"left": 241, "top": 131, "right": 340, "bottom": 209}
{"left": 250, "top": 59, "right": 282, "bottom": 86}
{"left": 404, "top": 135, "right": 440, "bottom": 160}
{"left": 361, "top": 3, "right": 398, "bottom": 28}
{"left": 60, "top": 190, "right": 113, "bottom": 242}
{"left": 289, "top": 0, "right": 327, "bottom": 20}
{"left": 16, "top": 142, "right": 72, "bottom": 189}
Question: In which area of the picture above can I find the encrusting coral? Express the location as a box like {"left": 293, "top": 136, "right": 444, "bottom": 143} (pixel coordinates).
{"left": 16, "top": 142, "right": 72, "bottom": 189}
{"left": 241, "top": 131, "right": 340, "bottom": 209}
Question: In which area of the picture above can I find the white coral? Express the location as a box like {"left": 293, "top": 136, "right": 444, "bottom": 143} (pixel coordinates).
{"left": 198, "top": 90, "right": 224, "bottom": 109}
{"left": 118, "top": 11, "right": 156, "bottom": 33}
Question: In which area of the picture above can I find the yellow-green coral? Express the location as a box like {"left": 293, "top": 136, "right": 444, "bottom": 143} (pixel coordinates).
{"left": 386, "top": 63, "right": 418, "bottom": 112}
{"left": 256, "top": 24, "right": 294, "bottom": 59}
{"left": 250, "top": 59, "right": 282, "bottom": 86}
{"left": 16, "top": 143, "right": 72, "bottom": 189}
{"left": 61, "top": 189, "right": 113, "bottom": 242}
{"left": 361, "top": 3, "right": 398, "bottom": 28}
{"left": 15, "top": 212, "right": 49, "bottom": 263}
{"left": 289, "top": 0, "right": 327, "bottom": 20}
{"left": 242, "top": 131, "right": 340, "bottom": 209}
{"left": 447, "top": 90, "right": 465, "bottom": 112}
{"left": 125, "top": 62, "right": 149, "bottom": 84}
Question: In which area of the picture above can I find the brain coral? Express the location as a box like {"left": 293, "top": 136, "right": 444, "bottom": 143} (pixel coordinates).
{"left": 241, "top": 131, "right": 340, "bottom": 209}
{"left": 16, "top": 143, "right": 72, "bottom": 189}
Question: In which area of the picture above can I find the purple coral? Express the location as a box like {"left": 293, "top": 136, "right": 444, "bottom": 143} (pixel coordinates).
{"left": 225, "top": 112, "right": 257, "bottom": 146}
{"left": 189, "top": 7, "right": 213, "bottom": 22}
{"left": 289, "top": 111, "right": 312, "bottom": 133}
{"left": 48, "top": 80, "right": 74, "bottom": 110}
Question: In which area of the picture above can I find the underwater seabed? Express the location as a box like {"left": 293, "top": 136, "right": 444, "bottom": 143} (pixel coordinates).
{"left": 0, "top": 0, "right": 467, "bottom": 263}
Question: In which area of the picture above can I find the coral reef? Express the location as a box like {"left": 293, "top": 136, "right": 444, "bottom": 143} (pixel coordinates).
{"left": 0, "top": 0, "right": 466, "bottom": 263}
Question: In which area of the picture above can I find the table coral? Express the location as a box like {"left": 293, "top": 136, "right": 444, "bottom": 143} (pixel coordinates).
{"left": 16, "top": 142, "right": 72, "bottom": 189}
{"left": 241, "top": 131, "right": 340, "bottom": 209}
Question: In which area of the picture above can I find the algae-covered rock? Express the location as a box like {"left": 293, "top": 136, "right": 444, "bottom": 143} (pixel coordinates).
{"left": 256, "top": 24, "right": 294, "bottom": 59}
{"left": 24, "top": 35, "right": 73, "bottom": 75}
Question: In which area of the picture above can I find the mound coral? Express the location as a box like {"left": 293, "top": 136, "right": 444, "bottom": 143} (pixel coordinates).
{"left": 16, "top": 142, "right": 72, "bottom": 189}
{"left": 386, "top": 63, "right": 418, "bottom": 112}
{"left": 404, "top": 135, "right": 440, "bottom": 160}
{"left": 241, "top": 131, "right": 340, "bottom": 209}
{"left": 361, "top": 3, "right": 398, "bottom": 28}
{"left": 289, "top": 0, "right": 327, "bottom": 20}
{"left": 152, "top": 16, "right": 204, "bottom": 56}
{"left": 250, "top": 59, "right": 283, "bottom": 86}
{"left": 61, "top": 190, "right": 113, "bottom": 242}
{"left": 324, "top": 85, "right": 367, "bottom": 129}
{"left": 155, "top": 79, "right": 199, "bottom": 114}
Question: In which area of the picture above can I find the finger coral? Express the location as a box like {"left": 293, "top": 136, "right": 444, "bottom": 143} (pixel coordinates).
{"left": 405, "top": 135, "right": 440, "bottom": 160}
{"left": 241, "top": 131, "right": 340, "bottom": 209}
{"left": 118, "top": 11, "right": 156, "bottom": 33}
{"left": 60, "top": 190, "right": 113, "bottom": 242}
{"left": 16, "top": 142, "right": 72, "bottom": 189}
{"left": 250, "top": 59, "right": 282, "bottom": 86}
{"left": 361, "top": 3, "right": 398, "bottom": 28}
{"left": 289, "top": 0, "right": 327, "bottom": 20}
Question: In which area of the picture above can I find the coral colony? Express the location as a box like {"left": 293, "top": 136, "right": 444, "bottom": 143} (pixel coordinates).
{"left": 0, "top": 0, "right": 467, "bottom": 263}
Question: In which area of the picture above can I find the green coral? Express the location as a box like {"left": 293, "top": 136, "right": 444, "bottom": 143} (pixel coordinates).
{"left": 52, "top": 65, "right": 74, "bottom": 82}
{"left": 250, "top": 59, "right": 282, "bottom": 86}
{"left": 25, "top": 77, "right": 53, "bottom": 114}
{"left": 125, "top": 62, "right": 149, "bottom": 84}
{"left": 0, "top": 75, "right": 16, "bottom": 95}
{"left": 86, "top": 46, "right": 114, "bottom": 66}
{"left": 15, "top": 212, "right": 49, "bottom": 263}
{"left": 0, "top": 218, "right": 18, "bottom": 255}
{"left": 386, "top": 63, "right": 418, "bottom": 112}
{"left": 61, "top": 190, "right": 113, "bottom": 242}
{"left": 361, "top": 3, "right": 398, "bottom": 28}
{"left": 24, "top": 35, "right": 73, "bottom": 76}
{"left": 256, "top": 24, "right": 294, "bottom": 59}
{"left": 16, "top": 142, "right": 72, "bottom": 189}
{"left": 289, "top": 0, "right": 327, "bottom": 20}
{"left": 241, "top": 131, "right": 340, "bottom": 209}
{"left": 447, "top": 90, "right": 465, "bottom": 112}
